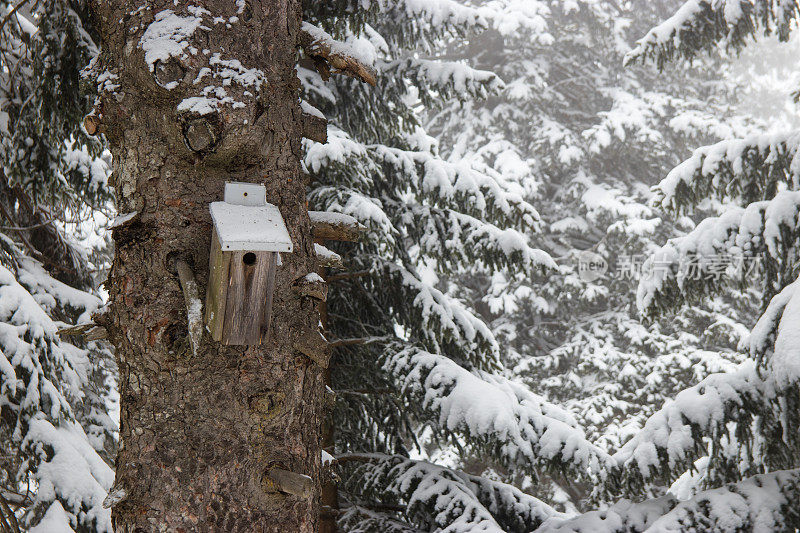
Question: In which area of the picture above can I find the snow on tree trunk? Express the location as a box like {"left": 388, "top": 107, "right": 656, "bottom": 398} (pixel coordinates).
{"left": 89, "top": 0, "right": 325, "bottom": 530}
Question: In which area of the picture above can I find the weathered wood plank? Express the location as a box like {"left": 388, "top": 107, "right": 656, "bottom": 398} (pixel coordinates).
{"left": 205, "top": 231, "right": 231, "bottom": 342}
{"left": 261, "top": 252, "right": 277, "bottom": 343}
{"left": 222, "top": 250, "right": 273, "bottom": 345}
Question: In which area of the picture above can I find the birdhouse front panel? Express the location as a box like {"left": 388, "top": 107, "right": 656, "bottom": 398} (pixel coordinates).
{"left": 221, "top": 250, "right": 277, "bottom": 345}
{"left": 205, "top": 182, "right": 293, "bottom": 346}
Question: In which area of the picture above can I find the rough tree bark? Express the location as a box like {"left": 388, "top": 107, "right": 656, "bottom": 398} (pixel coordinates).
{"left": 89, "top": 0, "right": 325, "bottom": 530}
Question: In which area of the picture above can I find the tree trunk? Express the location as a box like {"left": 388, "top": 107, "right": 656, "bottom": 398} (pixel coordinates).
{"left": 90, "top": 1, "right": 324, "bottom": 531}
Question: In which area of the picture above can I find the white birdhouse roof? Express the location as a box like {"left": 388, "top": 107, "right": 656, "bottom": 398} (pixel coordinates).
{"left": 209, "top": 183, "right": 293, "bottom": 253}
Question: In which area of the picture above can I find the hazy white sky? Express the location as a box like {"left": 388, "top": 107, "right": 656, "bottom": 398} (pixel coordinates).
{"left": 728, "top": 32, "right": 800, "bottom": 128}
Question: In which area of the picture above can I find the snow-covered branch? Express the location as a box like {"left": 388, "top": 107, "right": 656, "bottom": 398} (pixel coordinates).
{"left": 626, "top": 0, "right": 800, "bottom": 68}
{"left": 637, "top": 190, "right": 800, "bottom": 316}
{"left": 384, "top": 346, "right": 614, "bottom": 477}
{"left": 611, "top": 360, "right": 766, "bottom": 487}
{"left": 654, "top": 131, "right": 800, "bottom": 214}
{"left": 385, "top": 58, "right": 503, "bottom": 101}
{"left": 0, "top": 262, "right": 114, "bottom": 531}
{"left": 342, "top": 454, "right": 566, "bottom": 533}
{"left": 537, "top": 468, "right": 800, "bottom": 532}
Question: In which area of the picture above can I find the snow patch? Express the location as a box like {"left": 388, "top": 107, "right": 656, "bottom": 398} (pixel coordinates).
{"left": 314, "top": 243, "right": 341, "bottom": 263}
{"left": 108, "top": 211, "right": 138, "bottom": 229}
{"left": 771, "top": 281, "right": 800, "bottom": 388}
{"left": 139, "top": 10, "right": 205, "bottom": 72}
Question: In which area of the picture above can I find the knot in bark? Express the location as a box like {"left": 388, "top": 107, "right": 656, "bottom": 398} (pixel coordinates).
{"left": 182, "top": 117, "right": 219, "bottom": 153}
{"left": 249, "top": 391, "right": 285, "bottom": 421}
{"left": 154, "top": 58, "right": 186, "bottom": 89}
{"left": 240, "top": 2, "right": 252, "bottom": 21}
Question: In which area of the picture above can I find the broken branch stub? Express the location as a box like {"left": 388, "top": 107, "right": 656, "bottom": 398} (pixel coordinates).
{"left": 57, "top": 322, "right": 96, "bottom": 337}
{"left": 314, "top": 243, "right": 343, "bottom": 269}
{"left": 299, "top": 23, "right": 377, "bottom": 87}
{"left": 57, "top": 322, "right": 108, "bottom": 341}
{"left": 293, "top": 329, "right": 330, "bottom": 367}
{"left": 301, "top": 112, "right": 327, "bottom": 143}
{"left": 309, "top": 211, "right": 365, "bottom": 242}
{"left": 265, "top": 468, "right": 313, "bottom": 498}
{"left": 85, "top": 326, "right": 109, "bottom": 341}
{"left": 153, "top": 58, "right": 185, "bottom": 89}
{"left": 292, "top": 275, "right": 328, "bottom": 301}
{"left": 173, "top": 258, "right": 203, "bottom": 356}
{"left": 84, "top": 115, "right": 105, "bottom": 136}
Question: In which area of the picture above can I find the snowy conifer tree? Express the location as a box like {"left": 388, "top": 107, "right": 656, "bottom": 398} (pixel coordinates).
{"left": 426, "top": 0, "right": 764, "bottom": 508}
{"left": 537, "top": 1, "right": 800, "bottom": 530}
{"left": 298, "top": 2, "right": 621, "bottom": 531}
{"left": 0, "top": 0, "right": 117, "bottom": 530}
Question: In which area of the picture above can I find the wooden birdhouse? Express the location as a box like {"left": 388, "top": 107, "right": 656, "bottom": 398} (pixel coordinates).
{"left": 205, "top": 182, "right": 293, "bottom": 345}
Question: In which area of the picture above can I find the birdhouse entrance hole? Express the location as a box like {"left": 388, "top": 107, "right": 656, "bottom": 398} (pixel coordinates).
{"left": 243, "top": 252, "right": 257, "bottom": 265}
